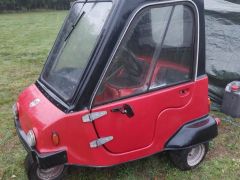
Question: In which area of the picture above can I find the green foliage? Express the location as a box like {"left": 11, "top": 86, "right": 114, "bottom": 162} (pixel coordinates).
{"left": 0, "top": 0, "right": 72, "bottom": 11}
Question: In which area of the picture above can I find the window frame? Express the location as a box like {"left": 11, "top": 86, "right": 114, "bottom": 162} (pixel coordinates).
{"left": 90, "top": 0, "right": 199, "bottom": 108}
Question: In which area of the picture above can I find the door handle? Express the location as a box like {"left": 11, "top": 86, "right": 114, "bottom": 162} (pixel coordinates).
{"left": 111, "top": 104, "right": 134, "bottom": 118}
{"left": 179, "top": 89, "right": 189, "bottom": 96}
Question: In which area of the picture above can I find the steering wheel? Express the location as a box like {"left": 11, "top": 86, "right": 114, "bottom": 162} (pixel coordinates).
{"left": 121, "top": 47, "right": 143, "bottom": 76}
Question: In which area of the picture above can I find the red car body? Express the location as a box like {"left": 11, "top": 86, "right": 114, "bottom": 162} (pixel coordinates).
{"left": 16, "top": 66, "right": 211, "bottom": 167}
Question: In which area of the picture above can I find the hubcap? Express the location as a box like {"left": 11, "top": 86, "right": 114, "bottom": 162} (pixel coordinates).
{"left": 37, "top": 165, "right": 64, "bottom": 180}
{"left": 187, "top": 144, "right": 205, "bottom": 167}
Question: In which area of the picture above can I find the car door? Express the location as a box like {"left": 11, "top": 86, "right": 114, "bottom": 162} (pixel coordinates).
{"left": 90, "top": 3, "right": 196, "bottom": 154}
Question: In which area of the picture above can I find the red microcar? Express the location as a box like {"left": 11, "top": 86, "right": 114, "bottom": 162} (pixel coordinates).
{"left": 13, "top": 0, "right": 219, "bottom": 179}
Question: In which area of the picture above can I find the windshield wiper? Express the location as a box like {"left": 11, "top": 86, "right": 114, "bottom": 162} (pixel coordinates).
{"left": 65, "top": 11, "right": 86, "bottom": 41}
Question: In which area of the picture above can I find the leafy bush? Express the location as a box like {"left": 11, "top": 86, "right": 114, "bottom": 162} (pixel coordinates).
{"left": 0, "top": 0, "right": 72, "bottom": 11}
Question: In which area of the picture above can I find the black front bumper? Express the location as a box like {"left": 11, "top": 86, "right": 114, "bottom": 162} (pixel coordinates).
{"left": 14, "top": 118, "right": 67, "bottom": 169}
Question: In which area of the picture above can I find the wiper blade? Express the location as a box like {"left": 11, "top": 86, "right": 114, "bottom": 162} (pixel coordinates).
{"left": 65, "top": 11, "right": 86, "bottom": 41}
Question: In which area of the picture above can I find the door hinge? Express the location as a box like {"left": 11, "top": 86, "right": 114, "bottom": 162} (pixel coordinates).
{"left": 82, "top": 111, "right": 107, "bottom": 123}
{"left": 90, "top": 136, "right": 113, "bottom": 148}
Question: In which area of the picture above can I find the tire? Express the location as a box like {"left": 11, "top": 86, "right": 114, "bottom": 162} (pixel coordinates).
{"left": 24, "top": 154, "right": 66, "bottom": 180}
{"left": 169, "top": 143, "right": 209, "bottom": 170}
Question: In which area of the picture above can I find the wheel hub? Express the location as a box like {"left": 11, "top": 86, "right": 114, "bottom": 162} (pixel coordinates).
{"left": 187, "top": 144, "right": 205, "bottom": 167}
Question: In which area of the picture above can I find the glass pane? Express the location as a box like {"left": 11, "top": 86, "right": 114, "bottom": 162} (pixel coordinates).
{"left": 150, "top": 5, "right": 194, "bottom": 89}
{"left": 94, "top": 6, "right": 172, "bottom": 106}
{"left": 42, "top": 2, "right": 112, "bottom": 101}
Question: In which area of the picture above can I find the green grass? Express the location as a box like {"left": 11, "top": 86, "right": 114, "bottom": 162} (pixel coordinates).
{"left": 0, "top": 11, "right": 240, "bottom": 180}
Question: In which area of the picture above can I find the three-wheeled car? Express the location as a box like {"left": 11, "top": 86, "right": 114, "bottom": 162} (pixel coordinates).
{"left": 13, "top": 0, "right": 220, "bottom": 179}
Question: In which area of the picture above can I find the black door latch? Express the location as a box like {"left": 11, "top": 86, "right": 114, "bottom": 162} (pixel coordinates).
{"left": 111, "top": 104, "right": 134, "bottom": 118}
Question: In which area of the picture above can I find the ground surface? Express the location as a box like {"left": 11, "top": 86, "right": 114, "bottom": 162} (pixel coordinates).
{"left": 0, "top": 11, "right": 240, "bottom": 180}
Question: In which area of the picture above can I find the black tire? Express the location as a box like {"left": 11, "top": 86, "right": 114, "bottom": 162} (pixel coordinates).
{"left": 169, "top": 143, "right": 209, "bottom": 170}
{"left": 24, "top": 154, "right": 66, "bottom": 180}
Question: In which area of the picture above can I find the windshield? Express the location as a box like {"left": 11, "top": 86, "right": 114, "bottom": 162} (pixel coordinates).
{"left": 42, "top": 2, "right": 112, "bottom": 101}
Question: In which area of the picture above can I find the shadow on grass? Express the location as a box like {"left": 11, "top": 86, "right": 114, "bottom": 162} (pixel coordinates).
{"left": 66, "top": 152, "right": 172, "bottom": 180}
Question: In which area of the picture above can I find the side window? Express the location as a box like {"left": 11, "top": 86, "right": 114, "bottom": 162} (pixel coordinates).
{"left": 150, "top": 5, "right": 195, "bottom": 89}
{"left": 93, "top": 4, "right": 196, "bottom": 106}
{"left": 93, "top": 6, "right": 173, "bottom": 106}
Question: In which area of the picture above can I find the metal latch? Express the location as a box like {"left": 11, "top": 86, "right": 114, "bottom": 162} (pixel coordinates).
{"left": 82, "top": 111, "right": 107, "bottom": 123}
{"left": 90, "top": 136, "right": 113, "bottom": 148}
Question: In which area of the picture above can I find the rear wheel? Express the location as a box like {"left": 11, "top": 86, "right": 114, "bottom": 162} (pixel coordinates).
{"left": 24, "top": 154, "right": 66, "bottom": 180}
{"left": 169, "top": 143, "right": 209, "bottom": 170}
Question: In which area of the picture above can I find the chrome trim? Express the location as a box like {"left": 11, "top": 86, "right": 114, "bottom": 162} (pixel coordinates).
{"left": 89, "top": 0, "right": 200, "bottom": 109}
{"left": 82, "top": 111, "right": 107, "bottom": 122}
{"left": 90, "top": 136, "right": 113, "bottom": 148}
{"left": 29, "top": 98, "right": 41, "bottom": 108}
